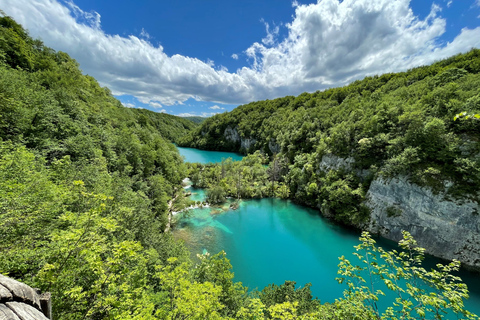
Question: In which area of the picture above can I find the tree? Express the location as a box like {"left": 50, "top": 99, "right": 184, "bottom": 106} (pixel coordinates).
{"left": 336, "top": 231, "right": 479, "bottom": 320}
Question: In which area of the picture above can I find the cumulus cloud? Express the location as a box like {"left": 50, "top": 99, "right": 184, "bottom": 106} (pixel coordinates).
{"left": 2, "top": 0, "right": 480, "bottom": 107}
{"left": 209, "top": 105, "right": 224, "bottom": 110}
{"left": 260, "top": 19, "right": 280, "bottom": 46}
{"left": 122, "top": 102, "right": 137, "bottom": 108}
{"left": 177, "top": 112, "right": 219, "bottom": 117}
{"left": 149, "top": 101, "right": 163, "bottom": 109}
{"left": 176, "top": 113, "right": 198, "bottom": 117}
{"left": 231, "top": 53, "right": 239, "bottom": 60}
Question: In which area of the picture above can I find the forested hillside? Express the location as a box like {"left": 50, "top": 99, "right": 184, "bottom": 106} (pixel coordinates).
{"left": 180, "top": 50, "right": 480, "bottom": 224}
{"left": 0, "top": 14, "right": 200, "bottom": 318}
{"left": 1, "top": 14, "right": 479, "bottom": 320}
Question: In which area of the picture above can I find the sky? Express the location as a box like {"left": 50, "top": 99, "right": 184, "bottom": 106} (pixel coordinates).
{"left": 1, "top": 0, "right": 480, "bottom": 117}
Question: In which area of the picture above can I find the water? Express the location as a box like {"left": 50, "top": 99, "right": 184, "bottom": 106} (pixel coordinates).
{"left": 177, "top": 146, "right": 244, "bottom": 163}
{"left": 174, "top": 195, "right": 480, "bottom": 316}
{"left": 175, "top": 148, "right": 480, "bottom": 316}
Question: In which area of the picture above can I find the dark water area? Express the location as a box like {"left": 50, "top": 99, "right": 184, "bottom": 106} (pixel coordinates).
{"left": 175, "top": 148, "right": 480, "bottom": 316}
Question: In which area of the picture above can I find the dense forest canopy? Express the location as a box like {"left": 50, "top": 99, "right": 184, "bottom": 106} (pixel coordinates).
{"left": 1, "top": 13, "right": 479, "bottom": 319}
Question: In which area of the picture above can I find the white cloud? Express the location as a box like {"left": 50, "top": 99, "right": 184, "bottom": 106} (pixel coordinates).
{"left": 140, "top": 28, "right": 150, "bottom": 39}
{"left": 447, "top": 1, "right": 452, "bottom": 8}
{"left": 201, "top": 112, "right": 220, "bottom": 117}
{"left": 2, "top": 0, "right": 480, "bottom": 107}
{"left": 231, "top": 53, "right": 239, "bottom": 60}
{"left": 122, "top": 102, "right": 137, "bottom": 108}
{"left": 149, "top": 101, "right": 163, "bottom": 109}
{"left": 176, "top": 112, "right": 219, "bottom": 118}
{"left": 260, "top": 19, "right": 280, "bottom": 46}
{"left": 209, "top": 105, "right": 224, "bottom": 110}
{"left": 176, "top": 113, "right": 203, "bottom": 117}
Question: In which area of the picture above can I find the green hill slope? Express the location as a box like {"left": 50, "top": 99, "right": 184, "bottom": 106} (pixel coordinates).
{"left": 0, "top": 14, "right": 200, "bottom": 318}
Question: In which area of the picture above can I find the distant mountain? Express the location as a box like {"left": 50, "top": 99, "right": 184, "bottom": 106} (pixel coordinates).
{"left": 181, "top": 116, "right": 207, "bottom": 124}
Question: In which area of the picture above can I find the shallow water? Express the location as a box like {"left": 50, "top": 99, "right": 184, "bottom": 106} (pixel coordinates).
{"left": 177, "top": 146, "right": 244, "bottom": 163}
{"left": 174, "top": 195, "right": 480, "bottom": 315}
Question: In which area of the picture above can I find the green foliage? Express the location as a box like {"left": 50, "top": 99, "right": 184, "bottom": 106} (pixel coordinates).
{"left": 193, "top": 251, "right": 247, "bottom": 317}
{"left": 155, "top": 258, "right": 225, "bottom": 320}
{"left": 257, "top": 281, "right": 319, "bottom": 317}
{"left": 189, "top": 151, "right": 273, "bottom": 202}
{"left": 336, "top": 231, "right": 479, "bottom": 320}
{"left": 182, "top": 116, "right": 207, "bottom": 124}
{"left": 0, "top": 15, "right": 196, "bottom": 319}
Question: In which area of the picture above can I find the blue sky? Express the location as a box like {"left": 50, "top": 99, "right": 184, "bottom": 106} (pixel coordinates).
{"left": 1, "top": 0, "right": 480, "bottom": 117}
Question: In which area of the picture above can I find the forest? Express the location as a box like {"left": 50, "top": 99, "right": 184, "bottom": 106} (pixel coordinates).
{"left": 1, "top": 14, "right": 479, "bottom": 319}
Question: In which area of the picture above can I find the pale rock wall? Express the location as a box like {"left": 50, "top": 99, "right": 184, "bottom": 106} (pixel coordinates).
{"left": 224, "top": 126, "right": 240, "bottom": 143}
{"left": 241, "top": 138, "right": 257, "bottom": 151}
{"left": 223, "top": 126, "right": 257, "bottom": 152}
{"left": 319, "top": 153, "right": 355, "bottom": 172}
{"left": 317, "top": 153, "right": 480, "bottom": 269}
{"left": 365, "top": 176, "right": 480, "bottom": 269}
{"left": 268, "top": 139, "right": 281, "bottom": 154}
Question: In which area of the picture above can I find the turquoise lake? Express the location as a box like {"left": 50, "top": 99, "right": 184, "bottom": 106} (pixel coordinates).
{"left": 177, "top": 146, "right": 244, "bottom": 163}
{"left": 174, "top": 148, "right": 480, "bottom": 316}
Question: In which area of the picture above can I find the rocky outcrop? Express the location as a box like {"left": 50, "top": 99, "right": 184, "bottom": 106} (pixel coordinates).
{"left": 319, "top": 153, "right": 355, "bottom": 172}
{"left": 0, "top": 274, "right": 51, "bottom": 319}
{"left": 224, "top": 126, "right": 240, "bottom": 144}
{"left": 223, "top": 126, "right": 256, "bottom": 152}
{"left": 365, "top": 176, "right": 480, "bottom": 269}
{"left": 268, "top": 139, "right": 281, "bottom": 154}
{"left": 240, "top": 138, "right": 256, "bottom": 151}
{"left": 318, "top": 153, "right": 370, "bottom": 179}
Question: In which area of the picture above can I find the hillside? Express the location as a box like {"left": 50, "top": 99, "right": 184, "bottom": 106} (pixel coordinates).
{"left": 182, "top": 116, "right": 207, "bottom": 124}
{"left": 180, "top": 50, "right": 480, "bottom": 267}
{"left": 0, "top": 14, "right": 197, "bottom": 318}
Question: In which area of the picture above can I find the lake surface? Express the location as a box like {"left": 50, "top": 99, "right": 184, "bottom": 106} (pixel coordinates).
{"left": 177, "top": 146, "right": 244, "bottom": 163}
{"left": 174, "top": 193, "right": 480, "bottom": 315}
{"left": 175, "top": 149, "right": 480, "bottom": 316}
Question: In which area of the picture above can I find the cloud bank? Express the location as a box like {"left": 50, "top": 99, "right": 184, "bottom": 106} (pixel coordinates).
{"left": 2, "top": 0, "right": 480, "bottom": 106}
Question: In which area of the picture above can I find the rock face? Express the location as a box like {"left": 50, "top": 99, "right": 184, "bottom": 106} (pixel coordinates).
{"left": 316, "top": 153, "right": 480, "bottom": 269}
{"left": 0, "top": 274, "right": 51, "bottom": 320}
{"left": 365, "top": 176, "right": 480, "bottom": 269}
{"left": 224, "top": 126, "right": 240, "bottom": 144}
{"left": 268, "top": 139, "right": 281, "bottom": 154}
{"left": 319, "top": 153, "right": 354, "bottom": 172}
{"left": 223, "top": 126, "right": 257, "bottom": 152}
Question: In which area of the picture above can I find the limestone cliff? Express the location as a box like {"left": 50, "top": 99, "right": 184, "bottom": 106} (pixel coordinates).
{"left": 223, "top": 126, "right": 257, "bottom": 153}
{"left": 365, "top": 176, "right": 480, "bottom": 269}
{"left": 318, "top": 153, "right": 480, "bottom": 269}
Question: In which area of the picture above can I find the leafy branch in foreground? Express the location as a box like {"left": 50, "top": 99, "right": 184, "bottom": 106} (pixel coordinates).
{"left": 454, "top": 112, "right": 480, "bottom": 121}
{"left": 335, "top": 231, "right": 479, "bottom": 320}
